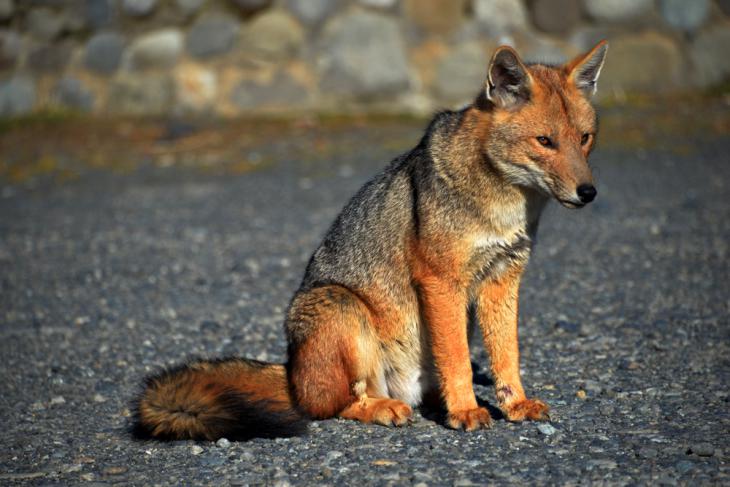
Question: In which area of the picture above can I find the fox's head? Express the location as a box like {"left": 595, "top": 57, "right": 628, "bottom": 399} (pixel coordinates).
{"left": 481, "top": 41, "right": 608, "bottom": 208}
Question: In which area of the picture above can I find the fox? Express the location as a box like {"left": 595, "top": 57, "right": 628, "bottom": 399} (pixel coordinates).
{"left": 133, "top": 41, "right": 609, "bottom": 441}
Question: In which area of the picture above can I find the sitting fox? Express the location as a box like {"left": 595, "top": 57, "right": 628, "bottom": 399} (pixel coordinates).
{"left": 134, "top": 41, "right": 609, "bottom": 441}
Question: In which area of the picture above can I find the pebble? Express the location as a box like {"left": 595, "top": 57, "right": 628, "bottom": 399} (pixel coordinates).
{"left": 675, "top": 460, "right": 694, "bottom": 474}
{"left": 537, "top": 423, "right": 557, "bottom": 436}
{"left": 190, "top": 445, "right": 204, "bottom": 455}
{"left": 587, "top": 459, "right": 617, "bottom": 470}
{"left": 200, "top": 453, "right": 225, "bottom": 466}
{"left": 30, "top": 401, "right": 45, "bottom": 411}
{"left": 103, "top": 466, "right": 128, "bottom": 475}
{"left": 637, "top": 447, "right": 658, "bottom": 459}
{"left": 50, "top": 396, "right": 66, "bottom": 406}
{"left": 688, "top": 443, "right": 714, "bottom": 457}
{"left": 216, "top": 438, "right": 230, "bottom": 448}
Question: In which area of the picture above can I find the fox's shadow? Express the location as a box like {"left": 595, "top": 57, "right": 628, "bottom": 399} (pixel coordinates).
{"left": 418, "top": 362, "right": 505, "bottom": 426}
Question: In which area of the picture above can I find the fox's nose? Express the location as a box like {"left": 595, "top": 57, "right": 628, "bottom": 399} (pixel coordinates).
{"left": 576, "top": 184, "right": 597, "bottom": 203}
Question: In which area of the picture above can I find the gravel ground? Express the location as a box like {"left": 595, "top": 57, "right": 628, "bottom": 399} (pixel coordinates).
{"left": 1, "top": 103, "right": 729, "bottom": 485}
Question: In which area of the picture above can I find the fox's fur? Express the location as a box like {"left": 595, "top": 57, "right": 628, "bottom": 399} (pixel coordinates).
{"left": 134, "top": 41, "right": 609, "bottom": 440}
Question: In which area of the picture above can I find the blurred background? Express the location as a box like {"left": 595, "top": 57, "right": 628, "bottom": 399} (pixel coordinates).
{"left": 0, "top": 0, "right": 728, "bottom": 117}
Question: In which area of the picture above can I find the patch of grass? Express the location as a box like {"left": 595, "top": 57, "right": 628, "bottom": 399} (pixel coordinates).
{"left": 0, "top": 109, "right": 82, "bottom": 135}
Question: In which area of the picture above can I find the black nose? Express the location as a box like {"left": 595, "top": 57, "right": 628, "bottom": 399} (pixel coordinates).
{"left": 577, "top": 184, "right": 597, "bottom": 203}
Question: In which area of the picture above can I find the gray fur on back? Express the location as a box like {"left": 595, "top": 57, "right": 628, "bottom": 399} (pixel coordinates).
{"left": 299, "top": 109, "right": 467, "bottom": 299}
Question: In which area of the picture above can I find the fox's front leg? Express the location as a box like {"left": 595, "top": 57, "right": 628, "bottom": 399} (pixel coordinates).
{"left": 477, "top": 267, "right": 550, "bottom": 422}
{"left": 420, "top": 277, "right": 492, "bottom": 431}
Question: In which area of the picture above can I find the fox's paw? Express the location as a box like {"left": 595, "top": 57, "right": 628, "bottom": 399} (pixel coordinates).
{"left": 447, "top": 407, "right": 492, "bottom": 431}
{"left": 370, "top": 399, "right": 413, "bottom": 427}
{"left": 504, "top": 398, "right": 550, "bottom": 422}
{"left": 340, "top": 397, "right": 413, "bottom": 427}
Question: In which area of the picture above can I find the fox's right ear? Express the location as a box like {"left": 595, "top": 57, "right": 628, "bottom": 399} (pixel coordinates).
{"left": 486, "top": 46, "right": 532, "bottom": 108}
{"left": 565, "top": 40, "right": 608, "bottom": 96}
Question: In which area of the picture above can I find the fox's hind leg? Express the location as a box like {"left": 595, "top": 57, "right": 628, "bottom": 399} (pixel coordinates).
{"left": 286, "top": 285, "right": 413, "bottom": 426}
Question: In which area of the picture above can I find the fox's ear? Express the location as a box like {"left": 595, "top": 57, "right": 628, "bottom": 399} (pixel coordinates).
{"left": 486, "top": 46, "right": 532, "bottom": 108}
{"left": 565, "top": 40, "right": 608, "bottom": 96}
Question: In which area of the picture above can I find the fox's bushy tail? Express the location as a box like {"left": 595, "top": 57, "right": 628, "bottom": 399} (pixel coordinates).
{"left": 132, "top": 358, "right": 308, "bottom": 441}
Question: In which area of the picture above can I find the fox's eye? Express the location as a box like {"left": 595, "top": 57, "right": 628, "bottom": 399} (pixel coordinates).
{"left": 536, "top": 136, "right": 553, "bottom": 147}
{"left": 581, "top": 133, "right": 591, "bottom": 145}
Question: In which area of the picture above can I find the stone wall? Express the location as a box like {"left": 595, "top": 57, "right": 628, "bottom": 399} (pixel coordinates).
{"left": 0, "top": 0, "right": 728, "bottom": 117}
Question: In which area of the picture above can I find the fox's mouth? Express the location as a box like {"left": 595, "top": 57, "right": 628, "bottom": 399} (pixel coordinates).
{"left": 557, "top": 198, "right": 586, "bottom": 209}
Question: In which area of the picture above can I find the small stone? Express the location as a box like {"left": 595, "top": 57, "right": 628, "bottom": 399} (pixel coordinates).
{"left": 50, "top": 396, "right": 66, "bottom": 406}
{"left": 582, "top": 380, "right": 603, "bottom": 395}
{"left": 286, "top": 0, "right": 338, "bottom": 26}
{"left": 128, "top": 29, "right": 183, "bottom": 70}
{"left": 80, "top": 473, "right": 95, "bottom": 481}
{"left": 530, "top": 0, "right": 582, "bottom": 34}
{"left": 27, "top": 7, "right": 65, "bottom": 41}
{"left": 688, "top": 443, "right": 714, "bottom": 457}
{"left": 93, "top": 393, "right": 106, "bottom": 402}
{"left": 576, "top": 390, "right": 587, "bottom": 399}
{"left": 0, "top": 0, "right": 14, "bottom": 21}
{"left": 242, "top": 10, "right": 304, "bottom": 62}
{"left": 241, "top": 450, "right": 255, "bottom": 461}
{"left": 85, "top": 32, "right": 125, "bottom": 75}
{"left": 536, "top": 423, "right": 557, "bottom": 436}
{"left": 554, "top": 320, "right": 579, "bottom": 333}
{"left": 190, "top": 445, "right": 204, "bottom": 455}
{"left": 599, "top": 403, "right": 615, "bottom": 415}
{"left": 30, "top": 401, "right": 46, "bottom": 411}
{"left": 216, "top": 438, "right": 230, "bottom": 448}
{"left": 230, "top": 0, "right": 273, "bottom": 15}
{"left": 371, "top": 459, "right": 397, "bottom": 466}
{"left": 53, "top": 77, "right": 94, "bottom": 111}
{"left": 103, "top": 466, "right": 128, "bottom": 475}
{"left": 323, "top": 450, "right": 343, "bottom": 465}
{"left": 659, "top": 0, "right": 709, "bottom": 33}
{"left": 122, "top": 0, "right": 158, "bottom": 17}
{"left": 675, "top": 460, "right": 694, "bottom": 474}
{"left": 587, "top": 459, "right": 617, "bottom": 470}
{"left": 582, "top": 0, "right": 652, "bottom": 23}
{"left": 200, "top": 320, "right": 222, "bottom": 333}
{"left": 200, "top": 453, "right": 225, "bottom": 466}
{"left": 186, "top": 14, "right": 239, "bottom": 59}
{"left": 637, "top": 447, "right": 658, "bottom": 459}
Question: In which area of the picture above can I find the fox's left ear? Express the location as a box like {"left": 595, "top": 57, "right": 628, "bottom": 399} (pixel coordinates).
{"left": 486, "top": 46, "right": 532, "bottom": 108}
{"left": 565, "top": 40, "right": 608, "bottom": 96}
